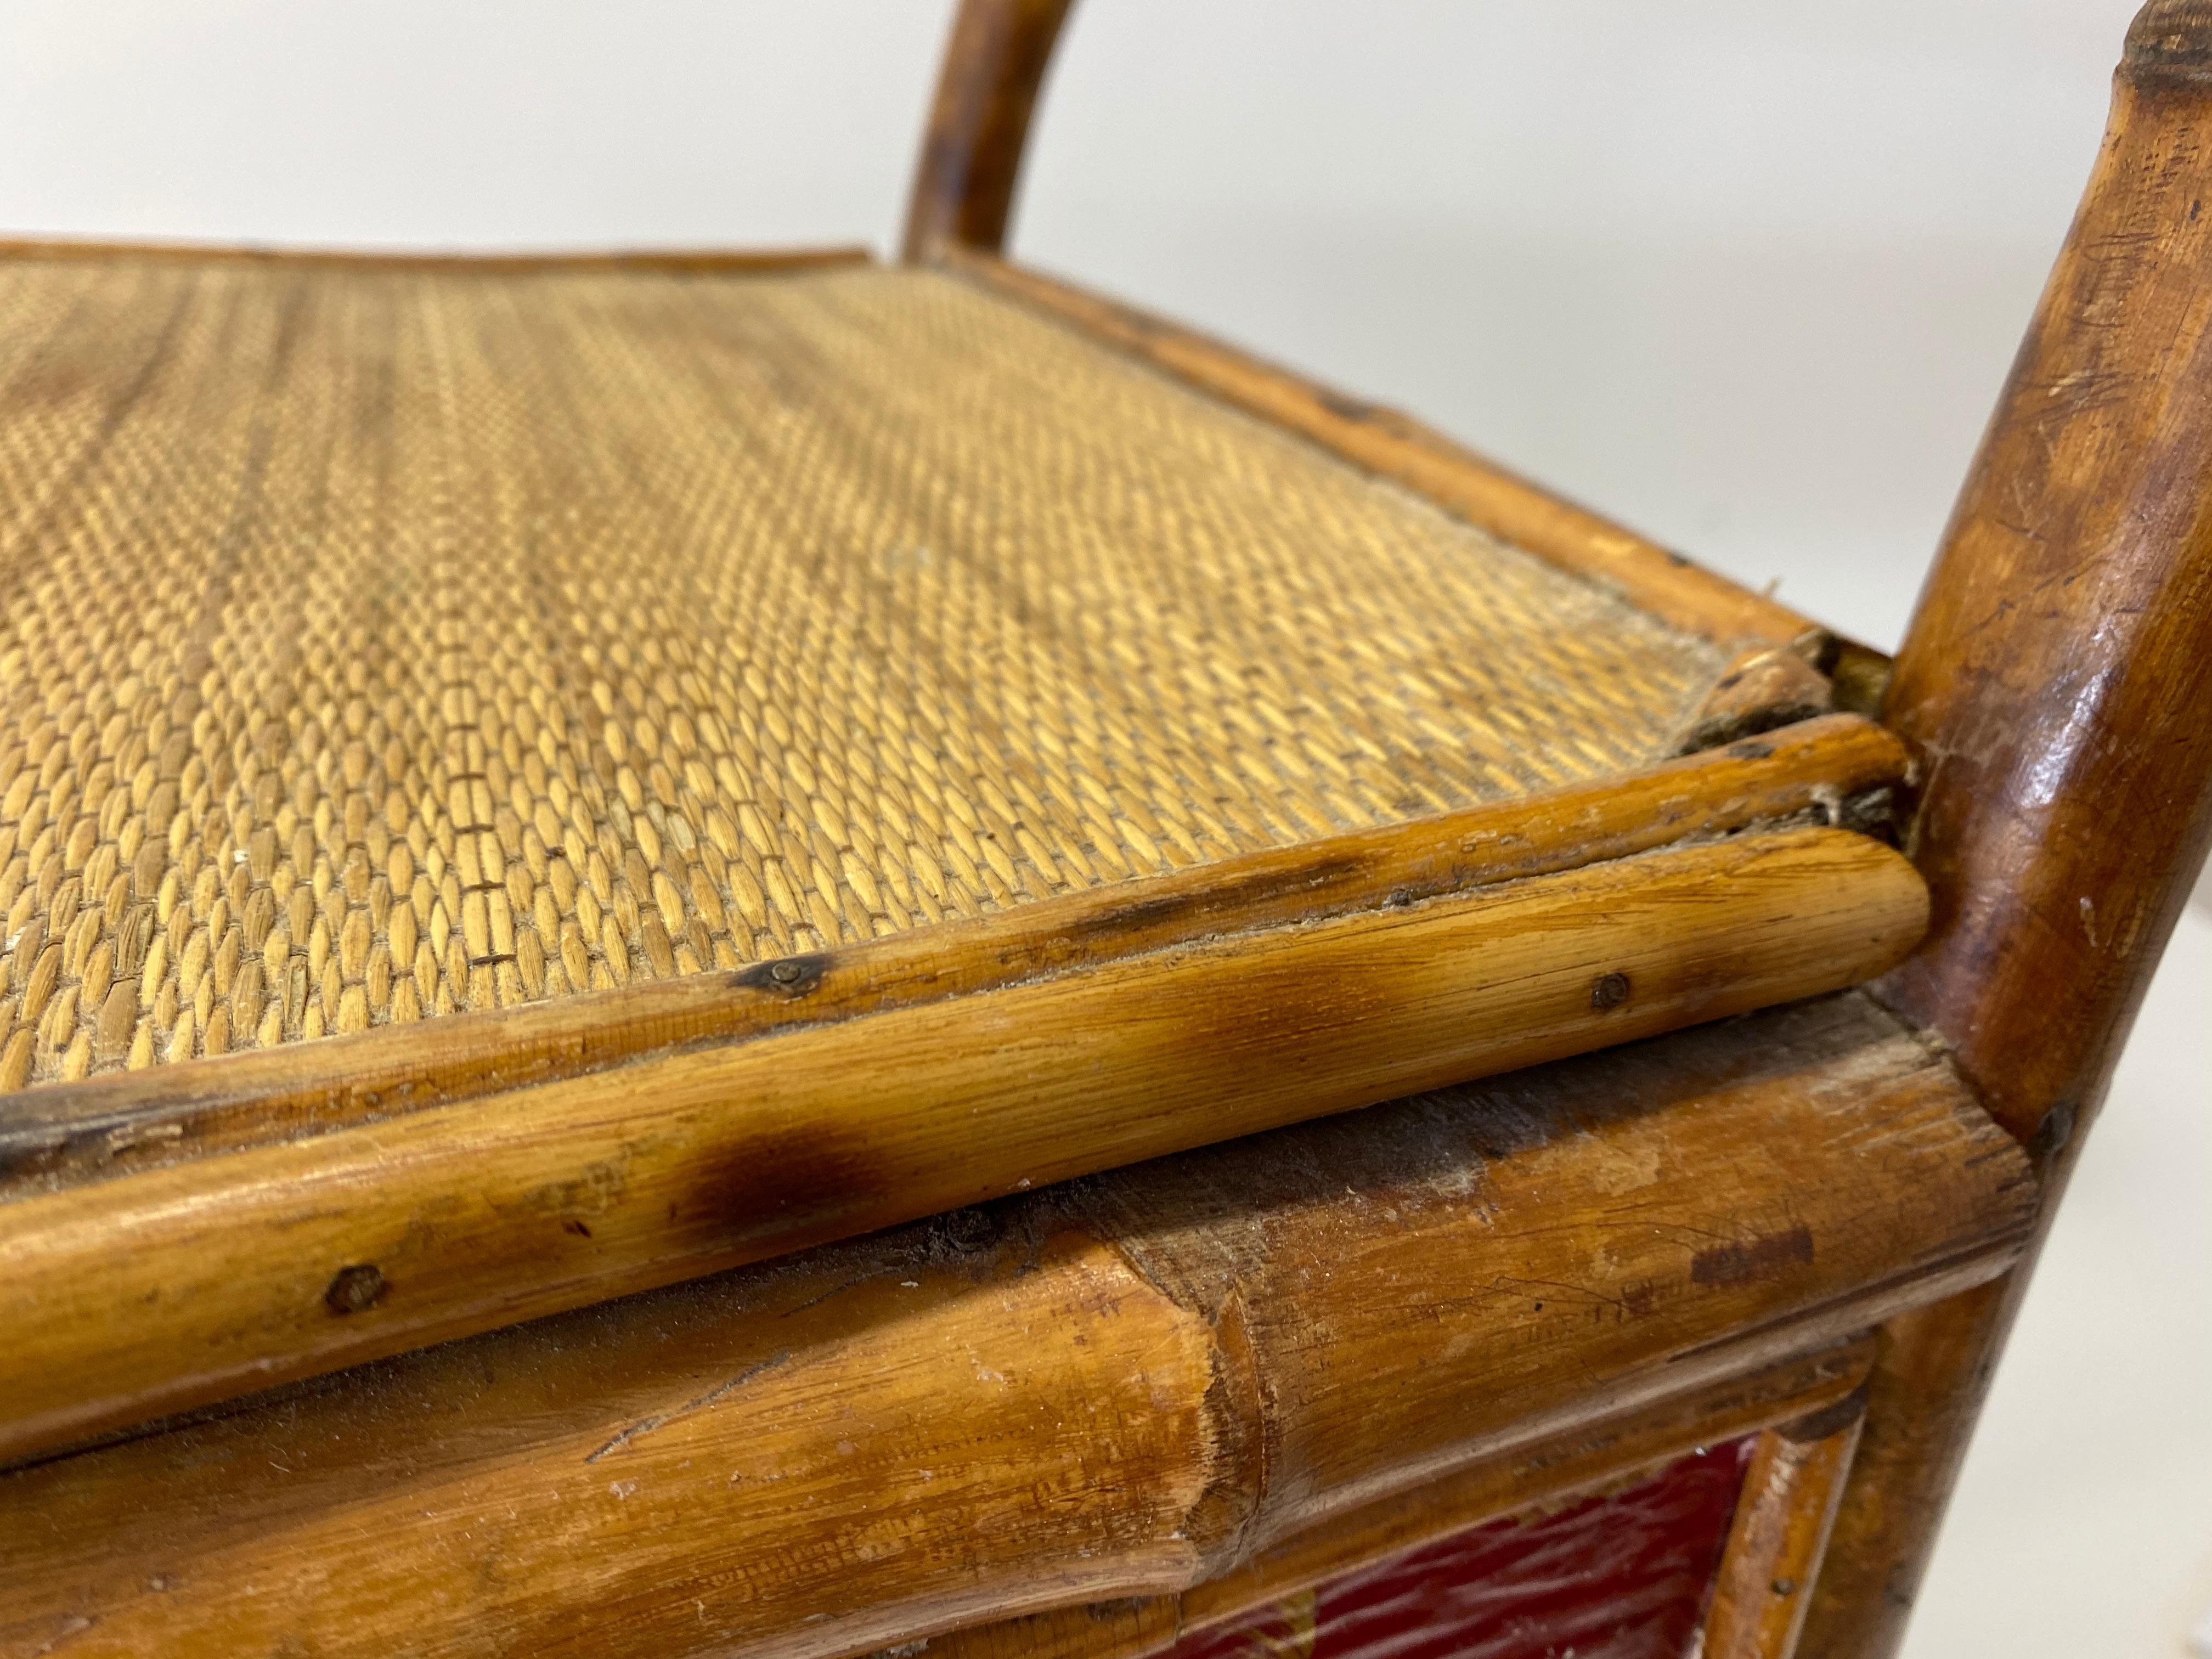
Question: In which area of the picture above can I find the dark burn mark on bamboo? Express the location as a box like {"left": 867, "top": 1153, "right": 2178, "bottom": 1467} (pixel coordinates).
{"left": 679, "top": 1114, "right": 887, "bottom": 1264}
{"left": 324, "top": 1263, "right": 386, "bottom": 1315}
{"left": 933, "top": 1206, "right": 1002, "bottom": 1255}
{"left": 1058, "top": 853, "right": 1370, "bottom": 950}
{"left": 1838, "top": 787, "right": 1898, "bottom": 840}
{"left": 731, "top": 952, "right": 832, "bottom": 1001}
{"left": 1691, "top": 1226, "right": 1815, "bottom": 1287}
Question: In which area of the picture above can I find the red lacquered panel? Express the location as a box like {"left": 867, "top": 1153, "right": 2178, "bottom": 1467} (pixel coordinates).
{"left": 1165, "top": 1441, "right": 1753, "bottom": 1659}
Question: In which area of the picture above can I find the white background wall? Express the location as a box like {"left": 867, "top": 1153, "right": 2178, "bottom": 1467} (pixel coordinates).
{"left": 2, "top": 4, "right": 2205, "bottom": 1654}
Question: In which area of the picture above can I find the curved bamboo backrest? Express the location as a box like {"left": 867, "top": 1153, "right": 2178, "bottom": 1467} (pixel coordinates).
{"left": 904, "top": 0, "right": 1077, "bottom": 259}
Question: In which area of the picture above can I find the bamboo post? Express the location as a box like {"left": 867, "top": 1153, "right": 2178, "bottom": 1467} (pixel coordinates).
{"left": 1805, "top": 4, "right": 2212, "bottom": 1649}
{"left": 902, "top": 0, "right": 1079, "bottom": 261}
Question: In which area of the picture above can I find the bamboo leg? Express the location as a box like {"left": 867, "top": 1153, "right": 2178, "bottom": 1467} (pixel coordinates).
{"left": 1798, "top": 1283, "right": 2010, "bottom": 1656}
{"left": 1806, "top": 2, "right": 2212, "bottom": 1648}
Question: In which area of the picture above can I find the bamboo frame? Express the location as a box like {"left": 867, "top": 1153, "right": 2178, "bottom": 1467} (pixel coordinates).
{"left": 0, "top": 714, "right": 1906, "bottom": 1186}
{"left": 1804, "top": 3, "right": 2212, "bottom": 1649}
{"left": 0, "top": 237, "right": 872, "bottom": 274}
{"left": 900, "top": 7, "right": 2212, "bottom": 1646}
{"left": 1, "top": 823, "right": 1922, "bottom": 1468}
{"left": 0, "top": 719, "right": 1914, "bottom": 1466}
{"left": 9, "top": 4, "right": 2200, "bottom": 1649}
{"left": 903, "top": 0, "right": 1078, "bottom": 259}
{"left": 0, "top": 991, "right": 2030, "bottom": 1657}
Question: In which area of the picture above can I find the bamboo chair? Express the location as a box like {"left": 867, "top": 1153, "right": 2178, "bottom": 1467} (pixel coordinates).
{"left": 0, "top": 4, "right": 2205, "bottom": 1656}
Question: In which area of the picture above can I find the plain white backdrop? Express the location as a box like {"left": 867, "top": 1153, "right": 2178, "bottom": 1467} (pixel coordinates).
{"left": 2, "top": 4, "right": 2205, "bottom": 1654}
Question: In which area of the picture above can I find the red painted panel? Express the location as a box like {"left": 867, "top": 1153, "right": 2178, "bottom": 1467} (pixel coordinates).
{"left": 1164, "top": 1441, "right": 1752, "bottom": 1659}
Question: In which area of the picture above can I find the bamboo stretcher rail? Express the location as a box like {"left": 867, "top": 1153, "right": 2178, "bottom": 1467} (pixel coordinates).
{"left": 0, "top": 826, "right": 1921, "bottom": 1469}
{"left": 0, "top": 993, "right": 2033, "bottom": 1659}
{"left": 938, "top": 245, "right": 1824, "bottom": 656}
{"left": 0, "top": 714, "right": 1906, "bottom": 1187}
{"left": 0, "top": 719, "right": 1918, "bottom": 1465}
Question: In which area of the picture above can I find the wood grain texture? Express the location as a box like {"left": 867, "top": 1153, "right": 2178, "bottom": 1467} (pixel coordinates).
{"left": 921, "top": 1600, "right": 1180, "bottom": 1659}
{"left": 0, "top": 237, "right": 874, "bottom": 273}
{"left": 7, "top": 1231, "right": 1226, "bottom": 1659}
{"left": 939, "top": 246, "right": 1824, "bottom": 654}
{"left": 1703, "top": 1402, "right": 1865, "bottom": 1659}
{"left": 0, "top": 993, "right": 2030, "bottom": 1659}
{"left": 902, "top": 0, "right": 1078, "bottom": 259}
{"left": 1811, "top": 8, "right": 2212, "bottom": 1649}
{"left": 0, "top": 822, "right": 1927, "bottom": 1466}
{"left": 928, "top": 1340, "right": 1876, "bottom": 1659}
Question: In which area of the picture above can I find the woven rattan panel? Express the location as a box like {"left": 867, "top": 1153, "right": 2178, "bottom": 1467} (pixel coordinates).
{"left": 0, "top": 254, "right": 1725, "bottom": 1092}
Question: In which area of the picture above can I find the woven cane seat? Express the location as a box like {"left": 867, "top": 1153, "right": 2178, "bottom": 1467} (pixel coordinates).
{"left": 0, "top": 249, "right": 1736, "bottom": 1095}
